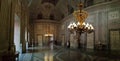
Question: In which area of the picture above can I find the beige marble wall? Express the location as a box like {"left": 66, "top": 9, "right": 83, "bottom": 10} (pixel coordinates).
{"left": 34, "top": 20, "right": 60, "bottom": 46}
{"left": 60, "top": 0, "right": 120, "bottom": 50}
{"left": 59, "top": 16, "right": 76, "bottom": 47}
{"left": 85, "top": 0, "right": 120, "bottom": 50}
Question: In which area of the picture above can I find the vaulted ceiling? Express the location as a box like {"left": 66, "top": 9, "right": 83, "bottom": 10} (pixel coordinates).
{"left": 41, "top": 0, "right": 59, "bottom": 5}
{"left": 27, "top": 0, "right": 84, "bottom": 21}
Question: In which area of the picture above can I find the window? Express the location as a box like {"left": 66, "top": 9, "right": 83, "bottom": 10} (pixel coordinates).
{"left": 37, "top": 13, "right": 43, "bottom": 19}
{"left": 50, "top": 14, "right": 54, "bottom": 20}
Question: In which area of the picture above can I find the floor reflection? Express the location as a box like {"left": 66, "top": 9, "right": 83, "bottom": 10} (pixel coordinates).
{"left": 44, "top": 52, "right": 53, "bottom": 61}
{"left": 21, "top": 46, "right": 120, "bottom": 61}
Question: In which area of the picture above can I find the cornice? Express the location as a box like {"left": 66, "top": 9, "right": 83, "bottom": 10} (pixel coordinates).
{"left": 34, "top": 19, "right": 60, "bottom": 24}
{"left": 60, "top": 0, "right": 120, "bottom": 24}
{"left": 84, "top": 0, "right": 119, "bottom": 10}
{"left": 60, "top": 14, "right": 73, "bottom": 23}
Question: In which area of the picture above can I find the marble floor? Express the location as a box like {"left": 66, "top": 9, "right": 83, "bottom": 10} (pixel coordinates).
{"left": 19, "top": 46, "right": 120, "bottom": 61}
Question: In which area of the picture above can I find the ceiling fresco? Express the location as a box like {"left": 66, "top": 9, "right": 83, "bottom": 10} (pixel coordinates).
{"left": 27, "top": 0, "right": 90, "bottom": 21}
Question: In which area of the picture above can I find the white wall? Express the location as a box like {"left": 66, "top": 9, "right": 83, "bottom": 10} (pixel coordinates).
{"left": 14, "top": 14, "right": 21, "bottom": 52}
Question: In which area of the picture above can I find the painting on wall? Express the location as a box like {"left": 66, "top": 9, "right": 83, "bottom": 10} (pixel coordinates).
{"left": 110, "top": 29, "right": 120, "bottom": 50}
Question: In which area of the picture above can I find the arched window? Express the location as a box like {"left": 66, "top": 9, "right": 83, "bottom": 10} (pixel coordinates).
{"left": 68, "top": 5, "right": 74, "bottom": 14}
{"left": 61, "top": 14, "right": 64, "bottom": 19}
{"left": 84, "top": 0, "right": 93, "bottom": 7}
{"left": 50, "top": 14, "right": 54, "bottom": 20}
{"left": 37, "top": 13, "right": 43, "bottom": 19}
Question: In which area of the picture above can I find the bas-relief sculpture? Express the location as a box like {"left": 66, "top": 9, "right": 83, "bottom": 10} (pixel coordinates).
{"left": 108, "top": 11, "right": 119, "bottom": 21}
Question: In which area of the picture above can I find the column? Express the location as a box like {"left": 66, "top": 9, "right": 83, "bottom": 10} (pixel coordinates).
{"left": 0, "top": 0, "right": 16, "bottom": 60}
{"left": 20, "top": 3, "right": 26, "bottom": 53}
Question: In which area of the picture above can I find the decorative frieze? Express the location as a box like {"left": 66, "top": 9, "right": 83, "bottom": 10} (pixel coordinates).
{"left": 108, "top": 11, "right": 119, "bottom": 20}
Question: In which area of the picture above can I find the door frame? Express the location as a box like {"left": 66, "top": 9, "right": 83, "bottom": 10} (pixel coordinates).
{"left": 86, "top": 31, "right": 95, "bottom": 49}
{"left": 108, "top": 29, "right": 120, "bottom": 51}
{"left": 37, "top": 34, "right": 43, "bottom": 46}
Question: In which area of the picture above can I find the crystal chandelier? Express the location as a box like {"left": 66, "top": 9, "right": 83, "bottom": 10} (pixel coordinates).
{"left": 68, "top": 22, "right": 94, "bottom": 34}
{"left": 68, "top": 1, "right": 94, "bottom": 34}
{"left": 67, "top": 1, "right": 94, "bottom": 48}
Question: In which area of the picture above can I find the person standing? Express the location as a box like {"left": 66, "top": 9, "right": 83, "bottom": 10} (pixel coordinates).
{"left": 67, "top": 40, "right": 70, "bottom": 48}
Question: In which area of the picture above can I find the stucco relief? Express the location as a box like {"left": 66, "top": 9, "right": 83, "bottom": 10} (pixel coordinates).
{"left": 40, "top": 3, "right": 54, "bottom": 19}
{"left": 108, "top": 11, "right": 119, "bottom": 20}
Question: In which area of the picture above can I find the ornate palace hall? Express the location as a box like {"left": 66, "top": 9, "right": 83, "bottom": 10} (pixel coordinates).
{"left": 0, "top": 0, "right": 120, "bottom": 61}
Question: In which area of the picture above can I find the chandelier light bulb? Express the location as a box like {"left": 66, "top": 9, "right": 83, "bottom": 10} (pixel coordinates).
{"left": 77, "top": 22, "right": 80, "bottom": 25}
{"left": 89, "top": 24, "right": 92, "bottom": 27}
{"left": 85, "top": 23, "right": 89, "bottom": 28}
{"left": 82, "top": 22, "right": 86, "bottom": 25}
{"left": 91, "top": 26, "right": 94, "bottom": 30}
{"left": 89, "top": 24, "right": 93, "bottom": 30}
{"left": 71, "top": 26, "right": 74, "bottom": 29}
{"left": 68, "top": 25, "right": 71, "bottom": 28}
{"left": 73, "top": 23, "right": 77, "bottom": 27}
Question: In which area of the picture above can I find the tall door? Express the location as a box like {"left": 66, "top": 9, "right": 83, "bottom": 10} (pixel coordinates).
{"left": 110, "top": 30, "right": 120, "bottom": 50}
{"left": 37, "top": 35, "right": 43, "bottom": 46}
{"left": 61, "top": 35, "right": 65, "bottom": 46}
{"left": 44, "top": 35, "right": 54, "bottom": 46}
{"left": 87, "top": 32, "right": 94, "bottom": 49}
